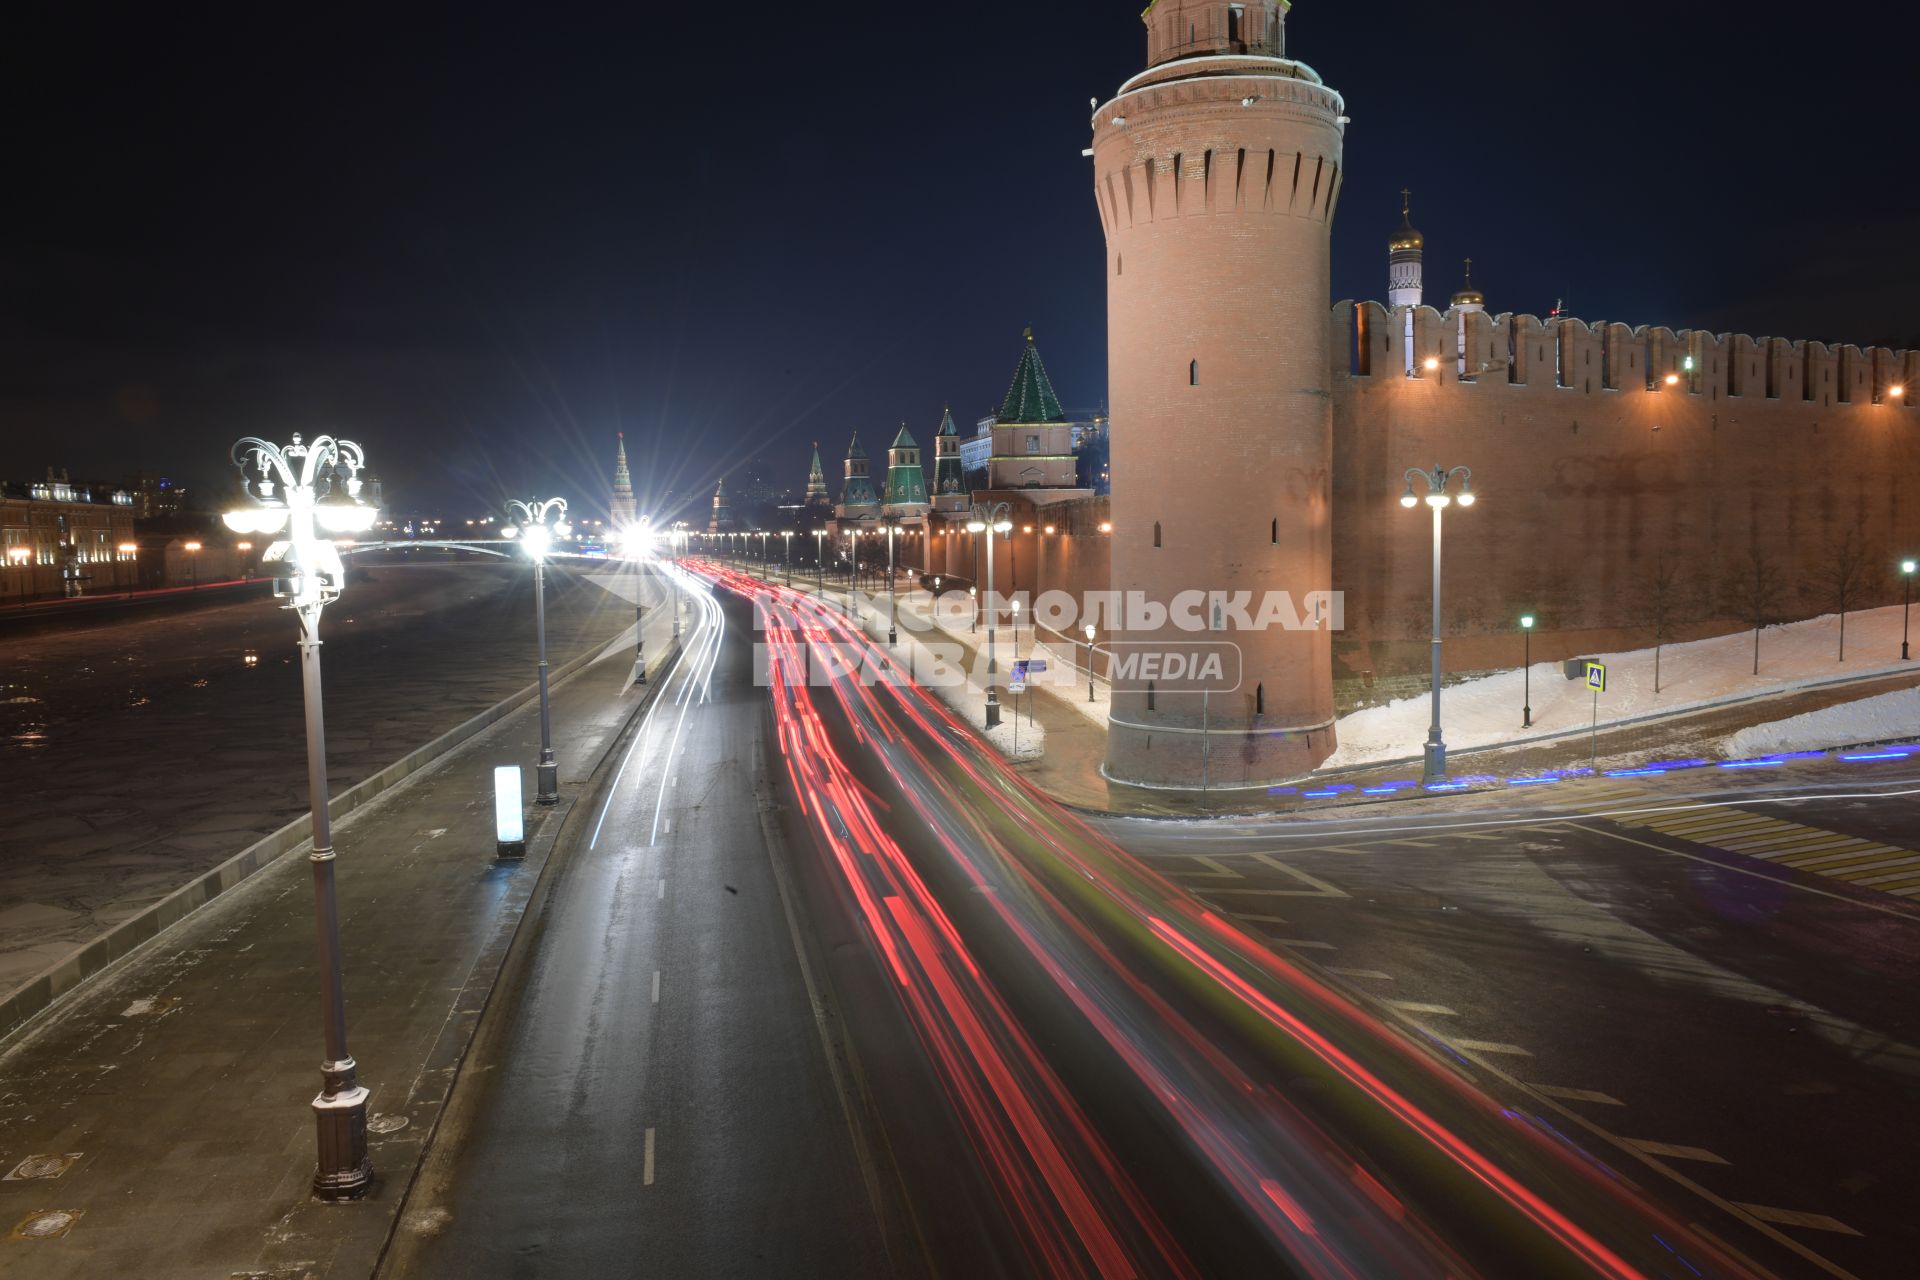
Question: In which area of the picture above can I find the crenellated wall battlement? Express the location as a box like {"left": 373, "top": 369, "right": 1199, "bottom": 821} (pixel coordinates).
{"left": 1337, "top": 300, "right": 1919, "bottom": 407}
{"left": 1328, "top": 300, "right": 1920, "bottom": 682}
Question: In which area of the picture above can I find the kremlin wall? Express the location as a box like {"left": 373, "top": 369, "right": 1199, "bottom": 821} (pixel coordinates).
{"left": 822, "top": 0, "right": 1920, "bottom": 788}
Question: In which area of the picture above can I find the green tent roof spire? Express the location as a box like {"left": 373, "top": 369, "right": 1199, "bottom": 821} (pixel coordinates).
{"left": 998, "top": 328, "right": 1066, "bottom": 424}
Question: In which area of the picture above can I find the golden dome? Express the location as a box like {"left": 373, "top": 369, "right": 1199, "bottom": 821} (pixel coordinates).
{"left": 1451, "top": 257, "right": 1484, "bottom": 307}
{"left": 1389, "top": 188, "right": 1422, "bottom": 252}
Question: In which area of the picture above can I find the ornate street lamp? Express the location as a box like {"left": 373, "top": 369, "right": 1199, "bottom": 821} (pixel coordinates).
{"left": 500, "top": 497, "right": 572, "bottom": 804}
{"left": 965, "top": 501, "right": 1013, "bottom": 728}
{"left": 619, "top": 517, "right": 652, "bottom": 686}
{"left": 781, "top": 530, "right": 793, "bottom": 586}
{"left": 222, "top": 432, "right": 380, "bottom": 1202}
{"left": 1400, "top": 464, "right": 1475, "bottom": 780}
{"left": 813, "top": 528, "right": 827, "bottom": 594}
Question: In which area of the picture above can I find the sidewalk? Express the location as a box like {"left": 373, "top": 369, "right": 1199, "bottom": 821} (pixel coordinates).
{"left": 0, "top": 614, "right": 675, "bottom": 1277}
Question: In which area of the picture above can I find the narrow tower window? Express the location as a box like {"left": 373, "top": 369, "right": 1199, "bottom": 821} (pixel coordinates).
{"left": 1147, "top": 680, "right": 1156, "bottom": 712}
{"left": 1270, "top": 518, "right": 1278, "bottom": 544}
{"left": 1255, "top": 683, "right": 1264, "bottom": 715}
{"left": 1153, "top": 521, "right": 1163, "bottom": 548}
{"left": 1189, "top": 360, "right": 1199, "bottom": 386}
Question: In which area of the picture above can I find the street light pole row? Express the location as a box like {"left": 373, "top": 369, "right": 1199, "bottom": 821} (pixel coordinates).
{"left": 1400, "top": 464, "right": 1475, "bottom": 782}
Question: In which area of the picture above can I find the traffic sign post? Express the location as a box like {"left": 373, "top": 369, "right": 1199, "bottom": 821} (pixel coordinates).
{"left": 1585, "top": 662, "right": 1607, "bottom": 766}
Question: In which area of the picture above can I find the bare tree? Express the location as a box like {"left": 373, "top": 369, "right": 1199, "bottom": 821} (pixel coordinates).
{"left": 1807, "top": 528, "right": 1873, "bottom": 661}
{"left": 1642, "top": 550, "right": 1691, "bottom": 694}
{"left": 1722, "top": 546, "right": 1786, "bottom": 676}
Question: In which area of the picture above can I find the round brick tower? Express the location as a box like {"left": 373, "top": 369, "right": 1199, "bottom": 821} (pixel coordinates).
{"left": 1093, "top": 0, "right": 1345, "bottom": 788}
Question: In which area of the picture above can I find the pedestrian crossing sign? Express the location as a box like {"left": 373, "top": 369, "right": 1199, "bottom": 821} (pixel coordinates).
{"left": 1586, "top": 662, "right": 1607, "bottom": 692}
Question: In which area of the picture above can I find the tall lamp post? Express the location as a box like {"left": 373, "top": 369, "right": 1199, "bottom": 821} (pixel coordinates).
{"left": 782, "top": 530, "right": 793, "bottom": 586}
{"left": 1519, "top": 614, "right": 1536, "bottom": 727}
{"left": 1084, "top": 622, "right": 1097, "bottom": 702}
{"left": 184, "top": 539, "right": 202, "bottom": 588}
{"left": 501, "top": 497, "right": 572, "bottom": 805}
{"left": 966, "top": 501, "right": 1012, "bottom": 728}
{"left": 884, "top": 518, "right": 900, "bottom": 647}
{"left": 813, "top": 529, "right": 826, "bottom": 594}
{"left": 759, "top": 530, "right": 769, "bottom": 577}
{"left": 1400, "top": 464, "right": 1475, "bottom": 781}
{"left": 1902, "top": 560, "right": 1916, "bottom": 661}
{"left": 223, "top": 433, "right": 380, "bottom": 1201}
{"left": 620, "top": 518, "right": 651, "bottom": 685}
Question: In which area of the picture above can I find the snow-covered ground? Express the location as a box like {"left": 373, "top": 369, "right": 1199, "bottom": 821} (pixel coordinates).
{"left": 1723, "top": 687, "right": 1920, "bottom": 757}
{"left": 1326, "top": 604, "right": 1920, "bottom": 766}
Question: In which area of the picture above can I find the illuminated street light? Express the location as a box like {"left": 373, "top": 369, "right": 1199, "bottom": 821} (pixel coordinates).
{"left": 502, "top": 497, "right": 572, "bottom": 804}
{"left": 619, "top": 518, "right": 652, "bottom": 686}
{"left": 183, "top": 540, "right": 202, "bottom": 589}
{"left": 813, "top": 528, "right": 826, "bottom": 594}
{"left": 1401, "top": 463, "right": 1475, "bottom": 781}
{"left": 1902, "top": 560, "right": 1917, "bottom": 661}
{"left": 1423, "top": 355, "right": 1440, "bottom": 373}
{"left": 223, "top": 432, "right": 380, "bottom": 1202}
{"left": 965, "top": 501, "right": 1013, "bottom": 728}
{"left": 781, "top": 530, "right": 793, "bottom": 586}
{"left": 1520, "top": 613, "right": 1536, "bottom": 727}
{"left": 883, "top": 518, "right": 900, "bottom": 647}
{"left": 1084, "top": 621, "right": 1097, "bottom": 703}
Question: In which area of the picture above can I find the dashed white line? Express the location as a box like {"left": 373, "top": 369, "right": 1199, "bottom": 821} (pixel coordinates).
{"left": 1228, "top": 912, "right": 1290, "bottom": 926}
{"left": 651, "top": 970, "right": 660, "bottom": 1004}
{"left": 1447, "top": 1039, "right": 1532, "bottom": 1056}
{"left": 657, "top": 878, "right": 666, "bottom": 900}
{"left": 1275, "top": 938, "right": 1335, "bottom": 950}
{"left": 643, "top": 1127, "right": 656, "bottom": 1185}
{"left": 1386, "top": 1000, "right": 1458, "bottom": 1017}
{"left": 1326, "top": 967, "right": 1392, "bottom": 980}
{"left": 1526, "top": 1084, "right": 1623, "bottom": 1106}
{"left": 1626, "top": 1139, "right": 1729, "bottom": 1165}
{"left": 1733, "top": 1204, "right": 1861, "bottom": 1236}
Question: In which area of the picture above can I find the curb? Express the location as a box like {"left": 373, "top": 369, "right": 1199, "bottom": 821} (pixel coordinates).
{"left": 0, "top": 637, "right": 617, "bottom": 1044}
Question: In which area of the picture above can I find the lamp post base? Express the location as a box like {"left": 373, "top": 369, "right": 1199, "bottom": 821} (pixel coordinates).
{"left": 985, "top": 695, "right": 1001, "bottom": 729}
{"left": 536, "top": 759, "right": 558, "bottom": 805}
{"left": 1422, "top": 739, "right": 1447, "bottom": 783}
{"left": 1523, "top": 707, "right": 1532, "bottom": 728}
{"left": 311, "top": 1084, "right": 372, "bottom": 1201}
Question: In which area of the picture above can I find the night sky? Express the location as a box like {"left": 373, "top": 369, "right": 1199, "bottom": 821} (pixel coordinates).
{"left": 4, "top": 2, "right": 1914, "bottom": 521}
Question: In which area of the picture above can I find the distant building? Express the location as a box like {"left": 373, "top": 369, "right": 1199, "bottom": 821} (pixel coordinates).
{"left": 2, "top": 469, "right": 139, "bottom": 599}
{"left": 610, "top": 433, "right": 636, "bottom": 528}
{"left": 989, "top": 330, "right": 1080, "bottom": 490}
{"left": 706, "top": 479, "right": 734, "bottom": 534}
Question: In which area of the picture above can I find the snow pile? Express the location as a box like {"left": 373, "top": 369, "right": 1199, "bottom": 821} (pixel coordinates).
{"left": 1326, "top": 604, "right": 1920, "bottom": 766}
{"left": 1722, "top": 689, "right": 1920, "bottom": 758}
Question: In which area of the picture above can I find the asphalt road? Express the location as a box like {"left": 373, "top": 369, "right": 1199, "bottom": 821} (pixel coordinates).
{"left": 397, "top": 562, "right": 1920, "bottom": 1279}
{"left": 396, "top": 570, "right": 907, "bottom": 1279}
{"left": 1102, "top": 768, "right": 1920, "bottom": 1280}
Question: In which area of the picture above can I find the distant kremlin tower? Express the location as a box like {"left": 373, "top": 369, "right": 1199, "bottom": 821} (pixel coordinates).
{"left": 1092, "top": 0, "right": 1344, "bottom": 785}
{"left": 610, "top": 432, "right": 635, "bottom": 528}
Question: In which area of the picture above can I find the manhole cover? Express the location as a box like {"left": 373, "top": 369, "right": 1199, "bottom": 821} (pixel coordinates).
{"left": 368, "top": 1114, "right": 409, "bottom": 1135}
{"left": 11, "top": 1209, "right": 81, "bottom": 1240}
{"left": 3, "top": 1154, "right": 80, "bottom": 1182}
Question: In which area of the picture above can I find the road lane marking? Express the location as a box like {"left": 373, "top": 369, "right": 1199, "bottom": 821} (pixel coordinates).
{"left": 1274, "top": 938, "right": 1335, "bottom": 950}
{"left": 651, "top": 971, "right": 660, "bottom": 1003}
{"left": 657, "top": 878, "right": 666, "bottom": 899}
{"left": 663, "top": 817, "right": 672, "bottom": 834}
{"left": 1244, "top": 854, "right": 1350, "bottom": 898}
{"left": 1526, "top": 1085, "right": 1622, "bottom": 1105}
{"left": 1175, "top": 855, "right": 1243, "bottom": 879}
{"left": 1326, "top": 968, "right": 1392, "bottom": 980}
{"left": 1625, "top": 1139, "right": 1729, "bottom": 1165}
{"left": 1386, "top": 1001, "right": 1457, "bottom": 1017}
{"left": 1447, "top": 1039, "right": 1531, "bottom": 1056}
{"left": 1732, "top": 1204, "right": 1861, "bottom": 1236}
{"left": 644, "top": 1127, "right": 656, "bottom": 1185}
{"left": 1227, "top": 912, "right": 1290, "bottom": 926}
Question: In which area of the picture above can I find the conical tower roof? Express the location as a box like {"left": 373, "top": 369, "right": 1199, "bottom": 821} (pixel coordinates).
{"left": 613, "top": 432, "right": 632, "bottom": 491}
{"left": 846, "top": 430, "right": 867, "bottom": 460}
{"left": 999, "top": 328, "right": 1065, "bottom": 424}
{"left": 936, "top": 406, "right": 959, "bottom": 437}
{"left": 891, "top": 422, "right": 917, "bottom": 449}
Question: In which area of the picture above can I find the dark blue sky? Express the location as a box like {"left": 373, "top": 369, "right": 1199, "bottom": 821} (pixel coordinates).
{"left": 3, "top": 1, "right": 1913, "bottom": 521}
